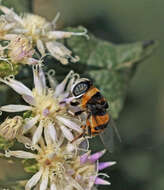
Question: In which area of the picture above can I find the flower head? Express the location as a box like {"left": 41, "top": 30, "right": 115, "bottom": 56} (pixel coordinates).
{"left": 0, "top": 65, "right": 83, "bottom": 145}
{"left": 5, "top": 137, "right": 115, "bottom": 190}
{"left": 0, "top": 6, "right": 89, "bottom": 64}
{"left": 0, "top": 116, "right": 23, "bottom": 140}
{"left": 7, "top": 35, "right": 37, "bottom": 64}
{"left": 0, "top": 35, "right": 38, "bottom": 65}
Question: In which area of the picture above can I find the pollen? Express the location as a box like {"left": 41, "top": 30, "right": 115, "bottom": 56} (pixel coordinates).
{"left": 22, "top": 14, "right": 47, "bottom": 41}
{"left": 32, "top": 89, "right": 64, "bottom": 120}
{"left": 36, "top": 143, "right": 67, "bottom": 179}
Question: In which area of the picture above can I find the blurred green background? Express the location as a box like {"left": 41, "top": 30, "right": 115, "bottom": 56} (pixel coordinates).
{"left": 1, "top": 0, "right": 164, "bottom": 190}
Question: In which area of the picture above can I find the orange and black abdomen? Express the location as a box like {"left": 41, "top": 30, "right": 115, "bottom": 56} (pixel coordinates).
{"left": 87, "top": 113, "right": 110, "bottom": 136}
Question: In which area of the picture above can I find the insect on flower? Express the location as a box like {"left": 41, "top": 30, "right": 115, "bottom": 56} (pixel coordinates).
{"left": 70, "top": 78, "right": 121, "bottom": 152}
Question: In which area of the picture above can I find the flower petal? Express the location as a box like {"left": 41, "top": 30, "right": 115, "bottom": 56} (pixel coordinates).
{"left": 6, "top": 150, "right": 36, "bottom": 159}
{"left": 0, "top": 104, "right": 32, "bottom": 112}
{"left": 60, "top": 125, "right": 74, "bottom": 141}
{"left": 56, "top": 116, "right": 82, "bottom": 133}
{"left": 27, "top": 58, "right": 39, "bottom": 65}
{"left": 0, "top": 78, "right": 33, "bottom": 97}
{"left": 23, "top": 116, "right": 39, "bottom": 133}
{"left": 25, "top": 168, "right": 43, "bottom": 190}
{"left": 98, "top": 161, "right": 116, "bottom": 171}
{"left": 44, "top": 125, "right": 52, "bottom": 145}
{"left": 0, "top": 6, "right": 23, "bottom": 25}
{"left": 47, "top": 31, "right": 72, "bottom": 39}
{"left": 54, "top": 70, "right": 74, "bottom": 97}
{"left": 39, "top": 65, "right": 46, "bottom": 91}
{"left": 22, "top": 94, "right": 36, "bottom": 105}
{"left": 32, "top": 122, "right": 43, "bottom": 145}
{"left": 47, "top": 29, "right": 88, "bottom": 39}
{"left": 94, "top": 177, "right": 111, "bottom": 185}
{"left": 88, "top": 150, "right": 106, "bottom": 163}
{"left": 80, "top": 152, "right": 89, "bottom": 164}
{"left": 66, "top": 176, "right": 83, "bottom": 190}
{"left": 33, "top": 65, "right": 46, "bottom": 95}
{"left": 37, "top": 39, "right": 45, "bottom": 55}
{"left": 17, "top": 135, "right": 32, "bottom": 145}
{"left": 50, "top": 183, "right": 57, "bottom": 190}
{"left": 46, "top": 41, "right": 74, "bottom": 64}
{"left": 40, "top": 168, "right": 49, "bottom": 190}
{"left": 47, "top": 123, "right": 57, "bottom": 143}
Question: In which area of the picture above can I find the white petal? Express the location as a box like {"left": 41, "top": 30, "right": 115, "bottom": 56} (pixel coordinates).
{"left": 37, "top": 39, "right": 45, "bottom": 55}
{"left": 0, "top": 6, "right": 22, "bottom": 25}
{"left": 3, "top": 34, "right": 18, "bottom": 40}
{"left": 0, "top": 6, "right": 12, "bottom": 14}
{"left": 27, "top": 58, "right": 39, "bottom": 65}
{"left": 40, "top": 168, "right": 49, "bottom": 190}
{"left": 23, "top": 116, "right": 39, "bottom": 134}
{"left": 61, "top": 125, "right": 74, "bottom": 141}
{"left": 50, "top": 183, "right": 57, "bottom": 190}
{"left": 22, "top": 94, "right": 36, "bottom": 105}
{"left": 25, "top": 168, "right": 43, "bottom": 190}
{"left": 33, "top": 65, "right": 46, "bottom": 95}
{"left": 56, "top": 116, "right": 82, "bottom": 133}
{"left": 32, "top": 122, "right": 43, "bottom": 145}
{"left": 47, "top": 72, "right": 58, "bottom": 90}
{"left": 6, "top": 150, "right": 36, "bottom": 159}
{"left": 17, "top": 136, "right": 32, "bottom": 145}
{"left": 12, "top": 28, "right": 28, "bottom": 34}
{"left": 0, "top": 104, "right": 32, "bottom": 112}
{"left": 47, "top": 123, "right": 57, "bottom": 143}
{"left": 38, "top": 65, "right": 46, "bottom": 91}
{"left": 54, "top": 70, "right": 74, "bottom": 97}
{"left": 48, "top": 29, "right": 89, "bottom": 40}
{"left": 44, "top": 126, "right": 52, "bottom": 145}
{"left": 66, "top": 176, "right": 83, "bottom": 190}
{"left": 47, "top": 31, "right": 72, "bottom": 39}
{"left": 3, "top": 23, "right": 15, "bottom": 31}
{"left": 0, "top": 78, "right": 33, "bottom": 97}
{"left": 46, "top": 41, "right": 71, "bottom": 57}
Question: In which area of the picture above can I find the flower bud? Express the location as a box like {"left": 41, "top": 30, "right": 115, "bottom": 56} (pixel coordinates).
{"left": 0, "top": 116, "right": 23, "bottom": 140}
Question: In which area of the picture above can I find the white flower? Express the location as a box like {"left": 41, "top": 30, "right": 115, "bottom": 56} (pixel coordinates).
{"left": 0, "top": 6, "right": 89, "bottom": 64}
{"left": 5, "top": 139, "right": 115, "bottom": 190}
{"left": 0, "top": 35, "right": 38, "bottom": 65}
{"left": 0, "top": 64, "right": 82, "bottom": 145}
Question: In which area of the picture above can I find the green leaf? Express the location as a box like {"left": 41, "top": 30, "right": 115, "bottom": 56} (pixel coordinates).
{"left": 0, "top": 136, "right": 14, "bottom": 150}
{"left": 22, "top": 159, "right": 38, "bottom": 173}
{"left": 0, "top": 61, "right": 20, "bottom": 78}
{"left": 64, "top": 27, "right": 157, "bottom": 119}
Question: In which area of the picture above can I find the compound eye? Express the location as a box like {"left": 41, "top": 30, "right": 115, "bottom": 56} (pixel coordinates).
{"left": 72, "top": 80, "right": 90, "bottom": 98}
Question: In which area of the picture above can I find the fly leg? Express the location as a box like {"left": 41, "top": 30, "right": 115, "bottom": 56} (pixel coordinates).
{"left": 71, "top": 125, "right": 86, "bottom": 143}
{"left": 71, "top": 113, "right": 91, "bottom": 143}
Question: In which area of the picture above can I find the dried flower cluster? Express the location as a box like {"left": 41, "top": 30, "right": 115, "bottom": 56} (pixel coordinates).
{"left": 0, "top": 5, "right": 88, "bottom": 65}
{"left": 0, "top": 5, "right": 115, "bottom": 190}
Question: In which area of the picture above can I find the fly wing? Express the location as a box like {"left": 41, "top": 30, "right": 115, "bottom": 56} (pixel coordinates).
{"left": 99, "top": 118, "right": 121, "bottom": 153}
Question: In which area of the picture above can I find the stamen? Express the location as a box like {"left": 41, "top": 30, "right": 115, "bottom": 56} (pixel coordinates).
{"left": 47, "top": 69, "right": 55, "bottom": 77}
{"left": 52, "top": 12, "right": 60, "bottom": 28}
{"left": 71, "top": 28, "right": 89, "bottom": 40}
{"left": 98, "top": 173, "right": 110, "bottom": 178}
{"left": 5, "top": 150, "right": 11, "bottom": 158}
